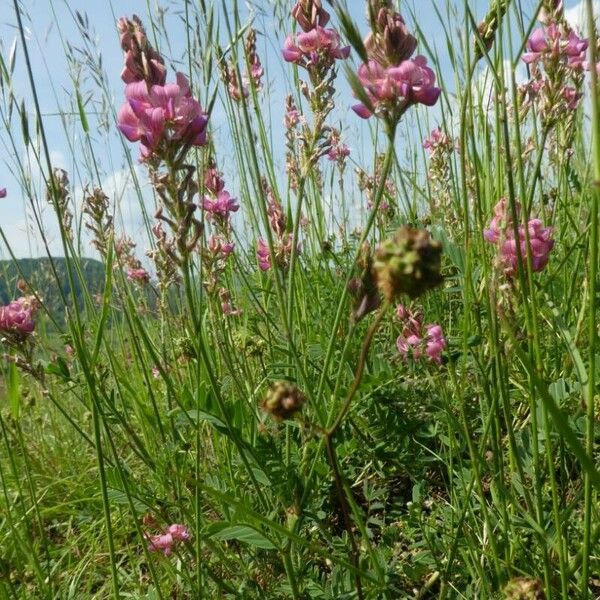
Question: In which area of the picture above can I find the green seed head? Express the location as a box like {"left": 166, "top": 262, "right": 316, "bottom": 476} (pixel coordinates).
{"left": 261, "top": 381, "right": 306, "bottom": 421}
{"left": 373, "top": 226, "right": 443, "bottom": 301}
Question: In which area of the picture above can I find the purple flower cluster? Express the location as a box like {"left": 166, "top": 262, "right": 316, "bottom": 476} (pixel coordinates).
{"left": 395, "top": 305, "right": 446, "bottom": 364}
{"left": 353, "top": 6, "right": 440, "bottom": 121}
{"left": 118, "top": 73, "right": 208, "bottom": 161}
{"left": 282, "top": 1, "right": 350, "bottom": 70}
{"left": 0, "top": 297, "right": 38, "bottom": 339}
{"left": 523, "top": 24, "right": 587, "bottom": 69}
{"left": 484, "top": 200, "right": 554, "bottom": 276}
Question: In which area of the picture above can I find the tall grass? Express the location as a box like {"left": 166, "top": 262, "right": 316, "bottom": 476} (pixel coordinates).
{"left": 0, "top": 0, "right": 599, "bottom": 598}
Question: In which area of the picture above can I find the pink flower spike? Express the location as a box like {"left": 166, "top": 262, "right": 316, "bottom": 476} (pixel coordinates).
{"left": 118, "top": 73, "right": 208, "bottom": 160}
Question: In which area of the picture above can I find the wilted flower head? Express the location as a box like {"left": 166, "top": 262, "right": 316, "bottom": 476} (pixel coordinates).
{"left": 503, "top": 577, "right": 546, "bottom": 599}
{"left": 373, "top": 227, "right": 443, "bottom": 300}
{"left": 538, "top": 0, "right": 564, "bottom": 24}
{"left": 349, "top": 242, "right": 381, "bottom": 322}
{"left": 204, "top": 163, "right": 225, "bottom": 195}
{"left": 261, "top": 381, "right": 306, "bottom": 421}
{"left": 352, "top": 56, "right": 441, "bottom": 120}
{"left": 327, "top": 129, "right": 350, "bottom": 163}
{"left": 117, "top": 15, "right": 166, "bottom": 86}
{"left": 207, "top": 235, "right": 235, "bottom": 259}
{"left": 284, "top": 95, "right": 302, "bottom": 129}
{"left": 291, "top": 0, "right": 330, "bottom": 32}
{"left": 0, "top": 296, "right": 39, "bottom": 339}
{"left": 423, "top": 128, "right": 452, "bottom": 154}
{"left": 118, "top": 72, "right": 208, "bottom": 160}
{"left": 364, "top": 6, "right": 417, "bottom": 67}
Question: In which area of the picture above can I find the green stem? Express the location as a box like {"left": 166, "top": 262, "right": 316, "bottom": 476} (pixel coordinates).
{"left": 582, "top": 2, "right": 600, "bottom": 597}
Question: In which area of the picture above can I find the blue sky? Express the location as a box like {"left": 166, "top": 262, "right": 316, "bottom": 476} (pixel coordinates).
{"left": 0, "top": 0, "right": 596, "bottom": 260}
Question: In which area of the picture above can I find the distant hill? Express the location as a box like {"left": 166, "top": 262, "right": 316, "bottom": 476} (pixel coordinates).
{"left": 0, "top": 257, "right": 106, "bottom": 325}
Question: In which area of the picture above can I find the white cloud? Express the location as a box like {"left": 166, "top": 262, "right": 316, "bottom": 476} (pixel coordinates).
{"left": 565, "top": 0, "right": 600, "bottom": 32}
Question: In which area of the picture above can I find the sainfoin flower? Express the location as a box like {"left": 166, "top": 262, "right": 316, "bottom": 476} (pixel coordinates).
{"left": 352, "top": 56, "right": 441, "bottom": 119}
{"left": 522, "top": 24, "right": 588, "bottom": 69}
{"left": 395, "top": 305, "right": 446, "bottom": 364}
{"left": 484, "top": 199, "right": 554, "bottom": 275}
{"left": 118, "top": 72, "right": 208, "bottom": 159}
{"left": 202, "top": 190, "right": 239, "bottom": 220}
{"left": 0, "top": 297, "right": 38, "bottom": 338}
{"left": 282, "top": 26, "right": 350, "bottom": 68}
{"left": 146, "top": 523, "right": 190, "bottom": 556}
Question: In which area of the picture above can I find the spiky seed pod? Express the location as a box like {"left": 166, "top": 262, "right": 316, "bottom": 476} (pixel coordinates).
{"left": 503, "top": 577, "right": 546, "bottom": 600}
{"left": 373, "top": 227, "right": 443, "bottom": 301}
{"left": 261, "top": 381, "right": 306, "bottom": 421}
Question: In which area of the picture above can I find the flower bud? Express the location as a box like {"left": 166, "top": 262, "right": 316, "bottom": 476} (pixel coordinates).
{"left": 373, "top": 227, "right": 443, "bottom": 300}
{"left": 365, "top": 7, "right": 417, "bottom": 66}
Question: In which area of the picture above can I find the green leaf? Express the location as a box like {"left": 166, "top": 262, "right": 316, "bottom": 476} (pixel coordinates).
{"left": 210, "top": 524, "right": 276, "bottom": 550}
{"left": 7, "top": 361, "right": 20, "bottom": 419}
{"left": 76, "top": 90, "right": 89, "bottom": 133}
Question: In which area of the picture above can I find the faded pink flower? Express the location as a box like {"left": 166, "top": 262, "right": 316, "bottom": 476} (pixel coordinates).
{"left": 395, "top": 305, "right": 446, "bottom": 364}
{"left": 423, "top": 128, "right": 452, "bottom": 154}
{"left": 285, "top": 105, "right": 302, "bottom": 129}
{"left": 256, "top": 238, "right": 271, "bottom": 271}
{"left": 204, "top": 166, "right": 225, "bottom": 195}
{"left": 207, "top": 235, "right": 235, "bottom": 258}
{"left": 561, "top": 86, "right": 582, "bottom": 110}
{"left": 352, "top": 56, "right": 440, "bottom": 119}
{"left": 0, "top": 188, "right": 6, "bottom": 198}
{"left": 146, "top": 523, "right": 190, "bottom": 556}
{"left": 146, "top": 532, "right": 175, "bottom": 556}
{"left": 282, "top": 27, "right": 350, "bottom": 69}
{"left": 118, "top": 72, "right": 208, "bottom": 159}
{"left": 127, "top": 267, "right": 150, "bottom": 283}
